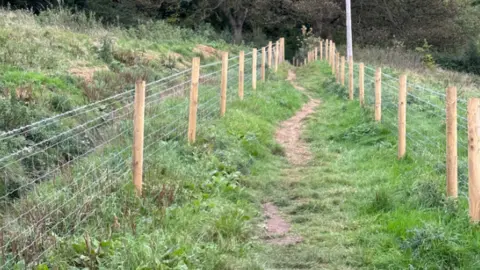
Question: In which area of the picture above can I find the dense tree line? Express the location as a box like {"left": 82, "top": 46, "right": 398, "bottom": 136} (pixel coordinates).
{"left": 2, "top": 0, "right": 476, "bottom": 47}
{"left": 2, "top": 0, "right": 480, "bottom": 72}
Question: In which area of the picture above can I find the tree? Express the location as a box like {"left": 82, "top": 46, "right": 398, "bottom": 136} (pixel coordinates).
{"left": 184, "top": 0, "right": 278, "bottom": 44}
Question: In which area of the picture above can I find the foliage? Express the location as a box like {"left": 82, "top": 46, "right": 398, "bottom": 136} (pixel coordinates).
{"left": 287, "top": 61, "right": 480, "bottom": 269}
{"left": 1, "top": 62, "right": 305, "bottom": 268}
{"left": 436, "top": 41, "right": 480, "bottom": 75}
{"left": 415, "top": 39, "right": 436, "bottom": 69}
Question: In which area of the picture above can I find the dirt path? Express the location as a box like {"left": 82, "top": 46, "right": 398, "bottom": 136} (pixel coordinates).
{"left": 263, "top": 70, "right": 320, "bottom": 245}
{"left": 276, "top": 70, "right": 320, "bottom": 166}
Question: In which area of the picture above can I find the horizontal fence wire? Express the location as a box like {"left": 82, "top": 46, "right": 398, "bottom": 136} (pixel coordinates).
{"left": 0, "top": 40, "right": 280, "bottom": 268}
{"left": 336, "top": 59, "right": 470, "bottom": 197}
{"left": 310, "top": 41, "right": 470, "bottom": 197}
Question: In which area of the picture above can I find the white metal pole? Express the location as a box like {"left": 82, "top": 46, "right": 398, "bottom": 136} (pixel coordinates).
{"left": 346, "top": 0, "right": 353, "bottom": 59}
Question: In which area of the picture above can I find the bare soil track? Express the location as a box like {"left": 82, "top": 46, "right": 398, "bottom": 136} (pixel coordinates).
{"left": 263, "top": 70, "right": 320, "bottom": 246}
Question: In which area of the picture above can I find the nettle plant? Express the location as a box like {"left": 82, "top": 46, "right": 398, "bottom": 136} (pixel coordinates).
{"left": 295, "top": 25, "right": 321, "bottom": 61}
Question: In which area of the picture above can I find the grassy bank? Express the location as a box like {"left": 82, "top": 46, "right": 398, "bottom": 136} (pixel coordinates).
{"left": 3, "top": 66, "right": 306, "bottom": 269}
{"left": 0, "top": 8, "right": 251, "bottom": 212}
{"left": 266, "top": 61, "right": 480, "bottom": 269}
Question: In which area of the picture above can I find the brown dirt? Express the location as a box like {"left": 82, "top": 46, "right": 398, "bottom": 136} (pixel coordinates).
{"left": 276, "top": 70, "right": 320, "bottom": 166}
{"left": 263, "top": 69, "right": 320, "bottom": 246}
{"left": 193, "top": 44, "right": 220, "bottom": 59}
{"left": 263, "top": 203, "right": 303, "bottom": 245}
{"left": 69, "top": 66, "right": 109, "bottom": 83}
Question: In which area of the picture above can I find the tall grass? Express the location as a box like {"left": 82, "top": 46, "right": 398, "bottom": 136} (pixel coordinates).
{"left": 293, "top": 61, "right": 480, "bottom": 269}
{"left": 1, "top": 65, "right": 305, "bottom": 269}
{"left": 340, "top": 45, "right": 480, "bottom": 97}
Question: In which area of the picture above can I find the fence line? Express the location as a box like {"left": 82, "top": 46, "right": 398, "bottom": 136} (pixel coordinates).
{"left": 0, "top": 39, "right": 285, "bottom": 268}
{"left": 301, "top": 40, "right": 478, "bottom": 222}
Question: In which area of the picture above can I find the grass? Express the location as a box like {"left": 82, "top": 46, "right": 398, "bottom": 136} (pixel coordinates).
{"left": 343, "top": 45, "right": 480, "bottom": 98}
{"left": 248, "top": 60, "right": 480, "bottom": 269}
{"left": 0, "top": 7, "right": 254, "bottom": 207}
{"left": 2, "top": 64, "right": 307, "bottom": 269}
{"left": 0, "top": 7, "right": 248, "bottom": 131}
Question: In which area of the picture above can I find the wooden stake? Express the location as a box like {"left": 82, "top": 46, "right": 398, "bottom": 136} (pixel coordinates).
{"left": 268, "top": 41, "right": 273, "bottom": 68}
{"left": 331, "top": 44, "right": 336, "bottom": 75}
{"left": 220, "top": 52, "right": 228, "bottom": 117}
{"left": 446, "top": 86, "right": 458, "bottom": 198}
{"left": 349, "top": 56, "right": 354, "bottom": 100}
{"left": 398, "top": 74, "right": 407, "bottom": 159}
{"left": 239, "top": 51, "right": 245, "bottom": 100}
{"left": 320, "top": 41, "right": 323, "bottom": 60}
{"left": 252, "top": 48, "right": 257, "bottom": 90}
{"left": 330, "top": 41, "right": 334, "bottom": 66}
{"left": 261, "top": 47, "right": 266, "bottom": 81}
{"left": 359, "top": 63, "right": 365, "bottom": 106}
{"left": 188, "top": 57, "right": 200, "bottom": 144}
{"left": 315, "top": 47, "right": 318, "bottom": 61}
{"left": 375, "top": 68, "right": 382, "bottom": 122}
{"left": 325, "top": 39, "right": 329, "bottom": 64}
{"left": 280, "top": 37, "right": 285, "bottom": 63}
{"left": 468, "top": 98, "right": 480, "bottom": 222}
{"left": 341, "top": 56, "right": 346, "bottom": 86}
{"left": 336, "top": 53, "right": 340, "bottom": 83}
{"left": 275, "top": 41, "right": 279, "bottom": 72}
{"left": 133, "top": 80, "right": 145, "bottom": 196}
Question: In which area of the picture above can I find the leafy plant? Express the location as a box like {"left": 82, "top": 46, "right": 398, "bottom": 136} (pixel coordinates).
{"left": 416, "top": 39, "right": 436, "bottom": 69}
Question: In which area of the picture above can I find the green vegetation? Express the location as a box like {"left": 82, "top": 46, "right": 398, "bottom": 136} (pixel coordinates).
{"left": 3, "top": 65, "right": 307, "bottom": 268}
{"left": 0, "top": 8, "right": 245, "bottom": 124}
{"left": 252, "top": 61, "right": 480, "bottom": 269}
{"left": 3, "top": 3, "right": 480, "bottom": 268}
{"left": 0, "top": 8, "right": 249, "bottom": 202}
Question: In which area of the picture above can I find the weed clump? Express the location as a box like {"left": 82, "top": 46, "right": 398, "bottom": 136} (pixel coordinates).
{"left": 401, "top": 224, "right": 462, "bottom": 269}
{"left": 410, "top": 179, "right": 445, "bottom": 209}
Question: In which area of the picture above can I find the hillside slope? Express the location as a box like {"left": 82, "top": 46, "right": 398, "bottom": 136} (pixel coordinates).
{"left": 0, "top": 8, "right": 245, "bottom": 131}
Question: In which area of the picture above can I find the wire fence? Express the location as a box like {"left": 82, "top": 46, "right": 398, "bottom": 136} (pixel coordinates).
{"left": 307, "top": 39, "right": 472, "bottom": 211}
{"left": 0, "top": 40, "right": 281, "bottom": 268}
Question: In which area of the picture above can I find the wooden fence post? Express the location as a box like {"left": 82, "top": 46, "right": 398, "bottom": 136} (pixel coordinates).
{"left": 320, "top": 40, "right": 323, "bottom": 60}
{"left": 349, "top": 57, "right": 354, "bottom": 100}
{"left": 268, "top": 41, "right": 273, "bottom": 68}
{"left": 280, "top": 37, "right": 285, "bottom": 63}
{"left": 220, "top": 52, "right": 228, "bottom": 117}
{"left": 328, "top": 41, "right": 331, "bottom": 65}
{"left": 331, "top": 44, "right": 336, "bottom": 75}
{"left": 336, "top": 53, "right": 340, "bottom": 83}
{"left": 133, "top": 80, "right": 145, "bottom": 196}
{"left": 261, "top": 47, "right": 266, "bottom": 81}
{"left": 325, "top": 39, "right": 328, "bottom": 63}
{"left": 188, "top": 57, "right": 200, "bottom": 144}
{"left": 341, "top": 56, "right": 345, "bottom": 86}
{"left": 375, "top": 68, "right": 382, "bottom": 122}
{"left": 468, "top": 98, "right": 480, "bottom": 222}
{"left": 330, "top": 41, "right": 334, "bottom": 66}
{"left": 359, "top": 63, "right": 365, "bottom": 106}
{"left": 315, "top": 47, "right": 318, "bottom": 61}
{"left": 446, "top": 86, "right": 458, "bottom": 198}
{"left": 275, "top": 41, "right": 279, "bottom": 72}
{"left": 398, "top": 74, "right": 407, "bottom": 159}
{"left": 332, "top": 43, "right": 337, "bottom": 76}
{"left": 252, "top": 48, "right": 257, "bottom": 90}
{"left": 239, "top": 51, "right": 245, "bottom": 100}
{"left": 329, "top": 41, "right": 332, "bottom": 66}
